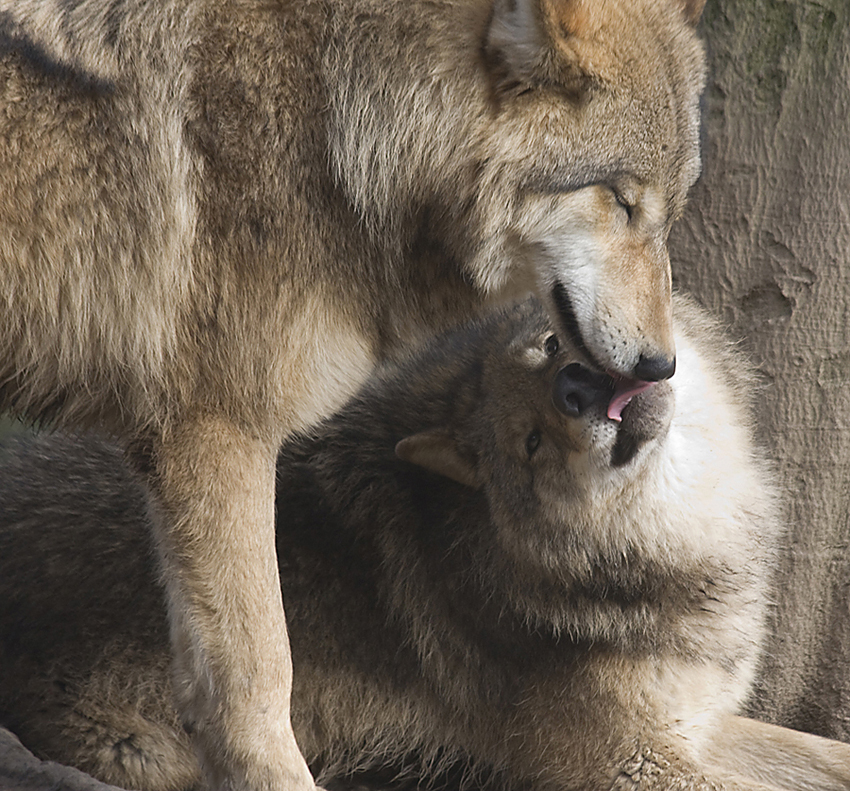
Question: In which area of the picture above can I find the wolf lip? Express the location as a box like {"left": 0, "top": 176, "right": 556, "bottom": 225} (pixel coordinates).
{"left": 551, "top": 282, "right": 605, "bottom": 373}
{"left": 610, "top": 380, "right": 675, "bottom": 467}
{"left": 607, "top": 378, "right": 656, "bottom": 423}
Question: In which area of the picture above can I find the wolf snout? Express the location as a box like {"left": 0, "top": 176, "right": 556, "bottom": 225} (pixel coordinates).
{"left": 549, "top": 283, "right": 675, "bottom": 383}
{"left": 552, "top": 364, "right": 616, "bottom": 418}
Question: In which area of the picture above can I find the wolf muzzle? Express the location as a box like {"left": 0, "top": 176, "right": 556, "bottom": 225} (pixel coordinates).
{"left": 551, "top": 282, "right": 676, "bottom": 384}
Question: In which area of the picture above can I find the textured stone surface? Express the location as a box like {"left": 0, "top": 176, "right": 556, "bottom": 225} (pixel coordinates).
{"left": 669, "top": 0, "right": 850, "bottom": 742}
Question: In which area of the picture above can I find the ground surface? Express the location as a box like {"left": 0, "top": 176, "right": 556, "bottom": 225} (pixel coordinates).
{"left": 0, "top": 726, "right": 125, "bottom": 791}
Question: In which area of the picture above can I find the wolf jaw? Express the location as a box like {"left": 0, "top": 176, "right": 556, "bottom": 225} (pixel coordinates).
{"left": 551, "top": 357, "right": 673, "bottom": 470}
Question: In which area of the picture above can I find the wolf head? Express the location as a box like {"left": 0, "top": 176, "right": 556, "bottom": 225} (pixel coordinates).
{"left": 326, "top": 0, "right": 706, "bottom": 384}
{"left": 394, "top": 295, "right": 767, "bottom": 638}
{"left": 395, "top": 299, "right": 677, "bottom": 513}
{"left": 476, "top": 0, "right": 707, "bottom": 382}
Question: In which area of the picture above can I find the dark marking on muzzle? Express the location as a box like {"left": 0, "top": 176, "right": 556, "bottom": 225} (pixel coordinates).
{"left": 551, "top": 282, "right": 604, "bottom": 373}
{"left": 610, "top": 380, "right": 675, "bottom": 467}
{"left": 611, "top": 428, "right": 642, "bottom": 468}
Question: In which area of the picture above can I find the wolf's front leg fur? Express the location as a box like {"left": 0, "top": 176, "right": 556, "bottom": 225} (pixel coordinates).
{"left": 590, "top": 719, "right": 850, "bottom": 791}
{"left": 501, "top": 659, "right": 816, "bottom": 791}
{"left": 608, "top": 731, "right": 850, "bottom": 791}
{"left": 700, "top": 715, "right": 850, "bottom": 791}
{"left": 143, "top": 416, "right": 313, "bottom": 791}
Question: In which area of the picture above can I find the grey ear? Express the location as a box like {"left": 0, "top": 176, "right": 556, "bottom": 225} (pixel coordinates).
{"left": 676, "top": 0, "right": 706, "bottom": 26}
{"left": 487, "top": 0, "right": 704, "bottom": 91}
{"left": 395, "top": 431, "right": 480, "bottom": 489}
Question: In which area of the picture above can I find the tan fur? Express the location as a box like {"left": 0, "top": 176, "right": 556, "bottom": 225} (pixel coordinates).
{"left": 0, "top": 1, "right": 707, "bottom": 788}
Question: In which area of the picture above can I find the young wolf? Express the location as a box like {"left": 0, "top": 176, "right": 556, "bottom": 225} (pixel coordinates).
{"left": 0, "top": 1, "right": 707, "bottom": 786}
{"left": 3, "top": 297, "right": 849, "bottom": 791}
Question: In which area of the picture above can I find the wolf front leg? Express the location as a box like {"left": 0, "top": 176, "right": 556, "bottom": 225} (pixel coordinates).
{"left": 700, "top": 714, "right": 850, "bottom": 791}
{"left": 141, "top": 414, "right": 314, "bottom": 791}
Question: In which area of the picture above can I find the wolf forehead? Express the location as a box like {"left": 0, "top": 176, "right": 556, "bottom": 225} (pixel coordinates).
{"left": 334, "top": 0, "right": 706, "bottom": 241}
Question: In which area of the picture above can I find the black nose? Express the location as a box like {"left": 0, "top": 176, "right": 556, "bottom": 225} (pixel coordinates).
{"left": 553, "top": 364, "right": 615, "bottom": 418}
{"left": 633, "top": 353, "right": 676, "bottom": 382}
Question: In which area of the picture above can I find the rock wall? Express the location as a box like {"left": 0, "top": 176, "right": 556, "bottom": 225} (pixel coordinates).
{"left": 669, "top": 0, "right": 850, "bottom": 738}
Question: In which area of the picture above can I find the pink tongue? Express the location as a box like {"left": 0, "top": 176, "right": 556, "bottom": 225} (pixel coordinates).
{"left": 607, "top": 379, "right": 655, "bottom": 423}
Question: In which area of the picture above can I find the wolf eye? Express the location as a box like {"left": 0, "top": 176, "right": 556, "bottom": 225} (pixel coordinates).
{"left": 544, "top": 334, "right": 559, "bottom": 356}
{"left": 526, "top": 430, "right": 541, "bottom": 457}
{"left": 613, "top": 190, "right": 634, "bottom": 220}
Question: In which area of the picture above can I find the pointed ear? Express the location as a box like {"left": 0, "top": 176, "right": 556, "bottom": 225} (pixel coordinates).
{"left": 486, "top": 0, "right": 613, "bottom": 93}
{"left": 486, "top": 0, "right": 546, "bottom": 87}
{"left": 395, "top": 431, "right": 480, "bottom": 489}
{"left": 675, "top": 0, "right": 706, "bottom": 27}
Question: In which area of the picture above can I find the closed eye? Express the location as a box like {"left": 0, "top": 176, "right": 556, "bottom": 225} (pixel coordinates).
{"left": 612, "top": 189, "right": 634, "bottom": 220}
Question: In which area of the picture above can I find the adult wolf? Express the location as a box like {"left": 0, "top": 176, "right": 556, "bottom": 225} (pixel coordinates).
{"left": 3, "top": 297, "right": 850, "bottom": 791}
{"left": 0, "top": 0, "right": 706, "bottom": 788}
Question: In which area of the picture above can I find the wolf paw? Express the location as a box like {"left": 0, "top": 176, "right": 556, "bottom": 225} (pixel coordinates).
{"left": 611, "top": 746, "right": 721, "bottom": 791}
